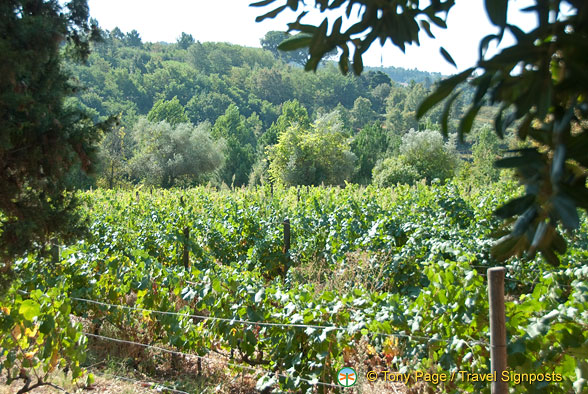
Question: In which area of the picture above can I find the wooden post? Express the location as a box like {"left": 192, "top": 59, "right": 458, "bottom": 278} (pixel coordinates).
{"left": 135, "top": 191, "right": 139, "bottom": 203}
{"left": 488, "top": 267, "right": 507, "bottom": 394}
{"left": 50, "top": 239, "right": 59, "bottom": 265}
{"left": 283, "top": 219, "right": 290, "bottom": 262}
{"left": 183, "top": 227, "right": 190, "bottom": 269}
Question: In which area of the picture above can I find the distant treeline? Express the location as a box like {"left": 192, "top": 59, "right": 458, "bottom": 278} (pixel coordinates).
{"left": 65, "top": 28, "right": 502, "bottom": 189}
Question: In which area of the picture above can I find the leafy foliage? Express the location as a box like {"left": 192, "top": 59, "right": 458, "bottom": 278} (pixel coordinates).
{"left": 399, "top": 129, "right": 458, "bottom": 183}
{"left": 261, "top": 30, "right": 309, "bottom": 66}
{"left": 253, "top": 0, "right": 588, "bottom": 266}
{"left": 147, "top": 96, "right": 189, "bottom": 126}
{"left": 0, "top": 289, "right": 90, "bottom": 392}
{"left": 472, "top": 125, "right": 502, "bottom": 182}
{"left": 0, "top": 0, "right": 114, "bottom": 291}
{"left": 4, "top": 182, "right": 587, "bottom": 392}
{"left": 351, "top": 122, "right": 388, "bottom": 184}
{"left": 129, "top": 119, "right": 224, "bottom": 187}
{"left": 267, "top": 111, "right": 356, "bottom": 186}
{"left": 212, "top": 104, "right": 257, "bottom": 187}
{"left": 372, "top": 157, "right": 420, "bottom": 187}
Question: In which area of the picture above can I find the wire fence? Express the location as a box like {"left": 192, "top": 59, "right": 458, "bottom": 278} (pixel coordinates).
{"left": 469, "top": 264, "right": 580, "bottom": 289}
{"left": 20, "top": 260, "right": 585, "bottom": 393}
{"left": 70, "top": 295, "right": 488, "bottom": 347}
{"left": 84, "top": 332, "right": 341, "bottom": 390}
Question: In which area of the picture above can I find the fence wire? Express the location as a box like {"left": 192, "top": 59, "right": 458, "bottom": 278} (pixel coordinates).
{"left": 72, "top": 295, "right": 488, "bottom": 347}
{"left": 84, "top": 332, "right": 342, "bottom": 389}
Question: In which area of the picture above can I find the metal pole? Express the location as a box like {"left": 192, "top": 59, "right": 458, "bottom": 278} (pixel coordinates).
{"left": 488, "top": 267, "right": 508, "bottom": 394}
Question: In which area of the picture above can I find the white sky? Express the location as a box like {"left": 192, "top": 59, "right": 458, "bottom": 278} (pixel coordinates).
{"left": 86, "top": 0, "right": 539, "bottom": 75}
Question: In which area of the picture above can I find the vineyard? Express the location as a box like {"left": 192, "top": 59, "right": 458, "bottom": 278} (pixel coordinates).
{"left": 2, "top": 181, "right": 588, "bottom": 393}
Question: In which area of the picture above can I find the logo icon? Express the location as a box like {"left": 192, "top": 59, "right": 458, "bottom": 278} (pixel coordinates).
{"left": 337, "top": 367, "right": 357, "bottom": 387}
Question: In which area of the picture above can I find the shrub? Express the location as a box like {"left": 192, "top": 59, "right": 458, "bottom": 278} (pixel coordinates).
{"left": 399, "top": 129, "right": 458, "bottom": 183}
{"left": 372, "top": 157, "right": 420, "bottom": 186}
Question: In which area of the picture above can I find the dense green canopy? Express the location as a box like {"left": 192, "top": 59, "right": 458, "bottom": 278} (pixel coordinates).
{"left": 253, "top": 0, "right": 588, "bottom": 265}
{"left": 0, "top": 0, "right": 113, "bottom": 290}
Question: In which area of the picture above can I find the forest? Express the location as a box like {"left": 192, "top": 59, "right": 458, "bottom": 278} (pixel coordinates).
{"left": 63, "top": 28, "right": 498, "bottom": 191}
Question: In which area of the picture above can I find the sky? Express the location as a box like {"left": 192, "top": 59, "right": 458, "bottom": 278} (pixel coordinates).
{"left": 86, "top": 0, "right": 539, "bottom": 75}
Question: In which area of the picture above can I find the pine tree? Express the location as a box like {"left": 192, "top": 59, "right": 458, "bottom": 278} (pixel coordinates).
{"left": 0, "top": 0, "right": 113, "bottom": 291}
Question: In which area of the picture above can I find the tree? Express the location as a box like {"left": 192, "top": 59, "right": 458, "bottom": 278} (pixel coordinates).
{"left": 147, "top": 96, "right": 189, "bottom": 126}
{"left": 351, "top": 122, "right": 388, "bottom": 184}
{"left": 186, "top": 92, "right": 233, "bottom": 124}
{"left": 0, "top": 0, "right": 113, "bottom": 290}
{"left": 251, "top": 67, "right": 292, "bottom": 105}
{"left": 124, "top": 29, "right": 142, "bottom": 47}
{"left": 98, "top": 126, "right": 132, "bottom": 189}
{"left": 130, "top": 118, "right": 224, "bottom": 187}
{"left": 212, "top": 104, "right": 256, "bottom": 186}
{"left": 110, "top": 26, "right": 125, "bottom": 41}
{"left": 398, "top": 129, "right": 458, "bottom": 183}
{"left": 260, "top": 30, "right": 338, "bottom": 66}
{"left": 372, "top": 129, "right": 457, "bottom": 186}
{"left": 471, "top": 125, "right": 501, "bottom": 182}
{"left": 372, "top": 157, "right": 420, "bottom": 187}
{"left": 350, "top": 97, "right": 377, "bottom": 131}
{"left": 261, "top": 30, "right": 308, "bottom": 66}
{"left": 259, "top": 99, "right": 310, "bottom": 149}
{"left": 254, "top": 0, "right": 588, "bottom": 264}
{"left": 267, "top": 111, "right": 356, "bottom": 186}
{"left": 176, "top": 32, "right": 195, "bottom": 50}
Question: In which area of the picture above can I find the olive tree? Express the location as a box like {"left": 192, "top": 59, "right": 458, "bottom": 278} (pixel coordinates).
{"left": 130, "top": 118, "right": 225, "bottom": 187}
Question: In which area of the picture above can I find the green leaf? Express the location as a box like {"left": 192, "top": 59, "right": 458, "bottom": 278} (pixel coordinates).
{"left": 19, "top": 300, "right": 41, "bottom": 321}
{"left": 517, "top": 113, "right": 533, "bottom": 140}
{"left": 458, "top": 104, "right": 482, "bottom": 140}
{"left": 277, "top": 34, "right": 312, "bottom": 51}
{"left": 507, "top": 24, "right": 527, "bottom": 42}
{"left": 485, "top": 0, "right": 508, "bottom": 28}
{"left": 553, "top": 194, "right": 580, "bottom": 230}
{"left": 352, "top": 47, "right": 364, "bottom": 75}
{"left": 540, "top": 247, "right": 560, "bottom": 267}
{"left": 473, "top": 72, "right": 493, "bottom": 105}
{"left": 428, "top": 14, "right": 447, "bottom": 29}
{"left": 420, "top": 20, "right": 435, "bottom": 38}
{"left": 479, "top": 34, "right": 498, "bottom": 59}
{"left": 491, "top": 235, "right": 520, "bottom": 261}
{"left": 439, "top": 47, "right": 456, "bottom": 68}
{"left": 441, "top": 91, "right": 461, "bottom": 137}
{"left": 494, "top": 150, "right": 543, "bottom": 169}
{"left": 416, "top": 68, "right": 474, "bottom": 119}
{"left": 494, "top": 195, "right": 535, "bottom": 219}
{"left": 39, "top": 316, "right": 55, "bottom": 335}
{"left": 255, "top": 5, "right": 287, "bottom": 22}
{"left": 550, "top": 230, "right": 567, "bottom": 254}
{"left": 250, "top": 0, "right": 276, "bottom": 7}
{"left": 512, "top": 206, "right": 536, "bottom": 236}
